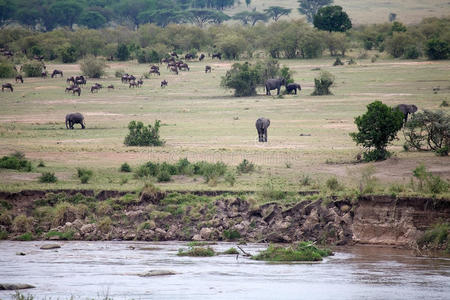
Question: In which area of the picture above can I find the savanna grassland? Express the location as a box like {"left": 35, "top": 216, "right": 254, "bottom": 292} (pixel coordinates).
{"left": 1, "top": 55, "right": 449, "bottom": 193}
{"left": 232, "top": 0, "right": 450, "bottom": 24}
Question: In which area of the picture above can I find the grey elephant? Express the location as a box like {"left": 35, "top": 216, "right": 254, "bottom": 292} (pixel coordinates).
{"left": 255, "top": 117, "right": 270, "bottom": 142}
{"left": 65, "top": 112, "right": 85, "bottom": 129}
{"left": 396, "top": 104, "right": 418, "bottom": 123}
{"left": 286, "top": 83, "right": 301, "bottom": 95}
{"left": 265, "top": 78, "right": 286, "bottom": 95}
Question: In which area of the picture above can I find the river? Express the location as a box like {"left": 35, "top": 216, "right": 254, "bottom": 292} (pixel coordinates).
{"left": 0, "top": 241, "right": 449, "bottom": 299}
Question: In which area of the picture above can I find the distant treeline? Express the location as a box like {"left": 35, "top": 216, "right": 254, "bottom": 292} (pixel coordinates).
{"left": 0, "top": 0, "right": 236, "bottom": 30}
{"left": 0, "top": 17, "right": 449, "bottom": 65}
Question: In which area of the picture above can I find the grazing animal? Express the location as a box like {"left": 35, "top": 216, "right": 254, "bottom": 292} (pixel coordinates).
{"left": 179, "top": 63, "right": 189, "bottom": 71}
{"left": 137, "top": 79, "right": 143, "bottom": 87}
{"left": 149, "top": 69, "right": 160, "bottom": 76}
{"left": 255, "top": 117, "right": 270, "bottom": 142}
{"left": 15, "top": 75, "right": 23, "bottom": 83}
{"left": 199, "top": 53, "right": 205, "bottom": 61}
{"left": 107, "top": 85, "right": 114, "bottom": 90}
{"left": 65, "top": 85, "right": 77, "bottom": 93}
{"left": 72, "top": 86, "right": 81, "bottom": 96}
{"left": 41, "top": 71, "right": 48, "bottom": 78}
{"left": 396, "top": 104, "right": 418, "bottom": 124}
{"left": 170, "top": 66, "right": 178, "bottom": 75}
{"left": 185, "top": 53, "right": 194, "bottom": 60}
{"left": 150, "top": 65, "right": 159, "bottom": 71}
{"left": 161, "top": 80, "right": 168, "bottom": 88}
{"left": 205, "top": 65, "right": 211, "bottom": 73}
{"left": 90, "top": 84, "right": 101, "bottom": 93}
{"left": 75, "top": 76, "right": 86, "bottom": 85}
{"left": 212, "top": 53, "right": 222, "bottom": 60}
{"left": 129, "top": 81, "right": 138, "bottom": 88}
{"left": 286, "top": 83, "right": 301, "bottom": 95}
{"left": 170, "top": 52, "right": 178, "bottom": 58}
{"left": 265, "top": 78, "right": 286, "bottom": 95}
{"left": 65, "top": 112, "right": 85, "bottom": 129}
{"left": 51, "top": 69, "right": 63, "bottom": 78}
{"left": 2, "top": 83, "right": 13, "bottom": 92}
{"left": 67, "top": 76, "right": 75, "bottom": 84}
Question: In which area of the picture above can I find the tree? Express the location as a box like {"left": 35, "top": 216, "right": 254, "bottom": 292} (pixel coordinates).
{"left": 116, "top": 43, "right": 130, "bottom": 61}
{"left": 232, "top": 11, "right": 252, "bottom": 25}
{"left": 124, "top": 120, "right": 164, "bottom": 147}
{"left": 313, "top": 5, "right": 352, "bottom": 32}
{"left": 48, "top": 0, "right": 84, "bottom": 29}
{"left": 186, "top": 9, "right": 230, "bottom": 27}
{"left": 426, "top": 38, "right": 449, "bottom": 60}
{"left": 78, "top": 10, "right": 107, "bottom": 29}
{"left": 79, "top": 55, "right": 107, "bottom": 78}
{"left": 221, "top": 62, "right": 262, "bottom": 97}
{"left": 264, "top": 6, "right": 292, "bottom": 22}
{"left": 14, "top": 8, "right": 40, "bottom": 28}
{"left": 350, "top": 101, "right": 404, "bottom": 161}
{"left": 0, "top": 0, "right": 16, "bottom": 26}
{"left": 297, "top": 0, "right": 333, "bottom": 23}
{"left": 311, "top": 70, "right": 334, "bottom": 95}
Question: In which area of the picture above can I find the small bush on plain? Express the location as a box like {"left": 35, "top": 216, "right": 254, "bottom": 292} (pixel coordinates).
{"left": 22, "top": 61, "right": 44, "bottom": 77}
{"left": 236, "top": 159, "right": 255, "bottom": 174}
{"left": 80, "top": 55, "right": 107, "bottom": 78}
{"left": 124, "top": 120, "right": 164, "bottom": 147}
{"left": 39, "top": 172, "right": 57, "bottom": 183}
{"left": 120, "top": 163, "right": 131, "bottom": 172}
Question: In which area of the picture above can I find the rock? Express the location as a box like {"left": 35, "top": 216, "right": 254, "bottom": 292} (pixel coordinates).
{"left": 16, "top": 252, "right": 26, "bottom": 256}
{"left": 0, "top": 283, "right": 35, "bottom": 290}
{"left": 200, "top": 227, "right": 212, "bottom": 240}
{"left": 40, "top": 244, "right": 61, "bottom": 250}
{"left": 49, "top": 235, "right": 60, "bottom": 240}
{"left": 80, "top": 224, "right": 96, "bottom": 235}
{"left": 192, "top": 234, "right": 202, "bottom": 241}
{"left": 138, "top": 270, "right": 176, "bottom": 277}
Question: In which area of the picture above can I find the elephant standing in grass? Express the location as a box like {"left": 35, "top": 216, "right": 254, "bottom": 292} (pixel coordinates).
{"left": 256, "top": 117, "right": 270, "bottom": 142}
{"left": 65, "top": 113, "right": 85, "bottom": 129}
{"left": 396, "top": 104, "right": 418, "bottom": 123}
{"left": 286, "top": 83, "right": 301, "bottom": 95}
{"left": 265, "top": 78, "right": 286, "bottom": 95}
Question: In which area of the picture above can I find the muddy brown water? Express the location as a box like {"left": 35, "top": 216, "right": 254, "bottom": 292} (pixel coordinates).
{"left": 0, "top": 241, "right": 449, "bottom": 299}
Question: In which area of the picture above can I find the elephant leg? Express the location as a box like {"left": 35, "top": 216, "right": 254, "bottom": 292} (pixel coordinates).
{"left": 294, "top": 88, "right": 297, "bottom": 95}
{"left": 81, "top": 122, "right": 85, "bottom": 129}
{"left": 277, "top": 87, "right": 280, "bottom": 95}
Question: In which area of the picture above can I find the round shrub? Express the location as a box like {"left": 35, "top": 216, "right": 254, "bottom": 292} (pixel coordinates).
{"left": 120, "top": 163, "right": 131, "bottom": 172}
{"left": 0, "top": 61, "right": 16, "bottom": 78}
{"left": 39, "top": 172, "right": 57, "bottom": 183}
{"left": 22, "top": 60, "right": 44, "bottom": 77}
{"left": 80, "top": 55, "right": 107, "bottom": 78}
{"left": 404, "top": 45, "right": 421, "bottom": 59}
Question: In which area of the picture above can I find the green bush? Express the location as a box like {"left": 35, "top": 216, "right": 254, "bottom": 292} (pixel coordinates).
{"left": 60, "top": 45, "right": 79, "bottom": 63}
{"left": 236, "top": 159, "right": 255, "bottom": 174}
{"left": 137, "top": 47, "right": 163, "bottom": 63}
{"left": 157, "top": 169, "right": 171, "bottom": 182}
{"left": 0, "top": 61, "right": 16, "bottom": 78}
{"left": 39, "top": 172, "right": 57, "bottom": 183}
{"left": 77, "top": 168, "right": 93, "bottom": 184}
{"left": 426, "top": 38, "right": 449, "bottom": 60}
{"left": 80, "top": 55, "right": 107, "bottom": 78}
{"left": 124, "top": 120, "right": 164, "bottom": 146}
{"left": 120, "top": 163, "right": 132, "bottom": 172}
{"left": 412, "top": 164, "right": 449, "bottom": 194}
{"left": 12, "top": 214, "right": 34, "bottom": 233}
{"left": 21, "top": 61, "right": 44, "bottom": 77}
{"left": 404, "top": 45, "right": 421, "bottom": 59}
{"left": 0, "top": 230, "right": 8, "bottom": 240}
{"left": 177, "top": 246, "right": 215, "bottom": 257}
{"left": 221, "top": 62, "right": 262, "bottom": 97}
{"left": 223, "top": 229, "right": 241, "bottom": 240}
{"left": 222, "top": 247, "right": 239, "bottom": 255}
{"left": 16, "top": 232, "right": 33, "bottom": 241}
{"left": 326, "top": 177, "right": 341, "bottom": 191}
{"left": 311, "top": 71, "right": 334, "bottom": 95}
{"left": 0, "top": 152, "right": 32, "bottom": 171}
{"left": 116, "top": 44, "right": 130, "bottom": 61}
{"left": 53, "top": 202, "right": 77, "bottom": 226}
{"left": 417, "top": 223, "right": 449, "bottom": 251}
{"left": 350, "top": 101, "right": 404, "bottom": 161}
{"left": 46, "top": 230, "right": 74, "bottom": 240}
{"left": 97, "top": 216, "right": 112, "bottom": 233}
{"left": 252, "top": 242, "right": 333, "bottom": 262}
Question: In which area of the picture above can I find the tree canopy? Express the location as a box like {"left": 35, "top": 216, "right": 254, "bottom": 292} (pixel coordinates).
{"left": 264, "top": 6, "right": 292, "bottom": 22}
{"left": 297, "top": 0, "right": 333, "bottom": 23}
{"left": 313, "top": 5, "right": 352, "bottom": 32}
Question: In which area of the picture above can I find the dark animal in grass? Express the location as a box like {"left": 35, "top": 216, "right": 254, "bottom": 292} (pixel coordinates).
{"left": 72, "top": 86, "right": 81, "bottom": 96}
{"left": 179, "top": 63, "right": 189, "bottom": 71}
{"left": 137, "top": 79, "right": 143, "bottom": 87}
{"left": 107, "top": 85, "right": 114, "bottom": 90}
{"left": 150, "top": 65, "right": 159, "bottom": 71}
{"left": 205, "top": 65, "right": 211, "bottom": 73}
{"left": 161, "top": 80, "right": 168, "bottom": 88}
{"left": 75, "top": 75, "right": 86, "bottom": 85}
{"left": 91, "top": 84, "right": 102, "bottom": 93}
{"left": 121, "top": 74, "right": 129, "bottom": 83}
{"left": 396, "top": 104, "right": 418, "bottom": 124}
{"left": 129, "top": 81, "right": 138, "bottom": 88}
{"left": 149, "top": 69, "right": 160, "bottom": 76}
{"left": 15, "top": 75, "right": 23, "bottom": 83}
{"left": 66, "top": 113, "right": 85, "bottom": 129}
{"left": 41, "top": 71, "right": 48, "bottom": 78}
{"left": 107, "top": 55, "right": 114, "bottom": 61}
{"left": 170, "top": 66, "right": 178, "bottom": 75}
{"left": 170, "top": 52, "right": 178, "bottom": 58}
{"left": 265, "top": 78, "right": 286, "bottom": 95}
{"left": 212, "top": 53, "right": 222, "bottom": 60}
{"left": 2, "top": 83, "right": 13, "bottom": 92}
{"left": 67, "top": 76, "right": 75, "bottom": 84}
{"left": 51, "top": 69, "right": 63, "bottom": 78}
{"left": 255, "top": 117, "right": 270, "bottom": 142}
{"left": 199, "top": 53, "right": 205, "bottom": 61}
{"left": 185, "top": 53, "right": 194, "bottom": 60}
{"left": 286, "top": 83, "right": 301, "bottom": 95}
{"left": 33, "top": 55, "right": 44, "bottom": 61}
{"left": 65, "top": 85, "right": 77, "bottom": 93}
{"left": 167, "top": 61, "right": 176, "bottom": 69}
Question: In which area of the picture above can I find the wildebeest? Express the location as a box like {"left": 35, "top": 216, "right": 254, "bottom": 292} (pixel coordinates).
{"left": 65, "top": 85, "right": 77, "bottom": 93}
{"left": 33, "top": 55, "right": 44, "bottom": 61}
{"left": 75, "top": 75, "right": 86, "bottom": 85}
{"left": 286, "top": 83, "right": 301, "bottom": 95}
{"left": 205, "top": 66, "right": 211, "bottom": 73}
{"left": 199, "top": 53, "right": 205, "bottom": 61}
{"left": 265, "top": 78, "right": 286, "bottom": 95}
{"left": 149, "top": 69, "right": 160, "bottom": 76}
{"left": 41, "top": 71, "right": 48, "bottom": 78}
{"left": 170, "top": 66, "right": 178, "bottom": 75}
{"left": 129, "top": 81, "right": 138, "bottom": 88}
{"left": 90, "top": 83, "right": 102, "bottom": 93}
{"left": 2, "top": 83, "right": 13, "bottom": 92}
{"left": 185, "top": 53, "right": 194, "bottom": 60}
{"left": 107, "top": 85, "right": 114, "bottom": 90}
{"left": 212, "top": 53, "right": 222, "bottom": 60}
{"left": 150, "top": 65, "right": 159, "bottom": 71}
{"left": 179, "top": 63, "right": 189, "bottom": 71}
{"left": 170, "top": 52, "right": 178, "bottom": 58}
{"left": 15, "top": 75, "right": 23, "bottom": 83}
{"left": 67, "top": 76, "right": 75, "bottom": 84}
{"left": 51, "top": 69, "right": 63, "bottom": 78}
{"left": 72, "top": 86, "right": 81, "bottom": 96}
{"left": 161, "top": 80, "right": 168, "bottom": 88}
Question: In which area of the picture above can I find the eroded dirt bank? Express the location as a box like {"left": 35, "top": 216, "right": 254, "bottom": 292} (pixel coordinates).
{"left": 0, "top": 190, "right": 449, "bottom": 248}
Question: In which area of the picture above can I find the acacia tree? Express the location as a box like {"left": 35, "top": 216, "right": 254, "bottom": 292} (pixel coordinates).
{"left": 350, "top": 101, "right": 404, "bottom": 161}
{"left": 186, "top": 9, "right": 230, "bottom": 27}
{"left": 297, "top": 0, "right": 333, "bottom": 23}
{"left": 264, "top": 6, "right": 292, "bottom": 22}
{"left": 313, "top": 5, "right": 352, "bottom": 32}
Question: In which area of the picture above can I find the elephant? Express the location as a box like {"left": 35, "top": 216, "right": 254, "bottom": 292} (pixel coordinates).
{"left": 265, "top": 78, "right": 286, "bottom": 95}
{"left": 255, "top": 117, "right": 270, "bottom": 142}
{"left": 286, "top": 83, "right": 301, "bottom": 95}
{"left": 396, "top": 104, "right": 418, "bottom": 123}
{"left": 65, "top": 113, "right": 85, "bottom": 129}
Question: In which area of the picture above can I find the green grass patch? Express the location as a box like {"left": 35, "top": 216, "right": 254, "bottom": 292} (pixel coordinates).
{"left": 0, "top": 230, "right": 8, "bottom": 240}
{"left": 45, "top": 230, "right": 75, "bottom": 240}
{"left": 38, "top": 172, "right": 57, "bottom": 183}
{"left": 252, "top": 242, "right": 333, "bottom": 262}
{"left": 222, "top": 247, "right": 239, "bottom": 255}
{"left": 177, "top": 246, "right": 215, "bottom": 257}
{"left": 418, "top": 223, "right": 449, "bottom": 252}
{"left": 0, "top": 152, "right": 32, "bottom": 172}
{"left": 15, "top": 232, "right": 33, "bottom": 241}
{"left": 223, "top": 229, "right": 241, "bottom": 240}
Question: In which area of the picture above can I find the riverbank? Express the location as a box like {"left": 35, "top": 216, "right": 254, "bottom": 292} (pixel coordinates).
{"left": 1, "top": 188, "right": 449, "bottom": 250}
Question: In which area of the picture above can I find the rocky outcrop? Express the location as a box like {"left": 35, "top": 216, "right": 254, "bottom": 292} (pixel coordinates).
{"left": 0, "top": 190, "right": 449, "bottom": 248}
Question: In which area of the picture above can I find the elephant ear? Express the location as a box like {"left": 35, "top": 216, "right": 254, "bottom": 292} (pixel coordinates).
{"left": 411, "top": 105, "right": 418, "bottom": 113}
